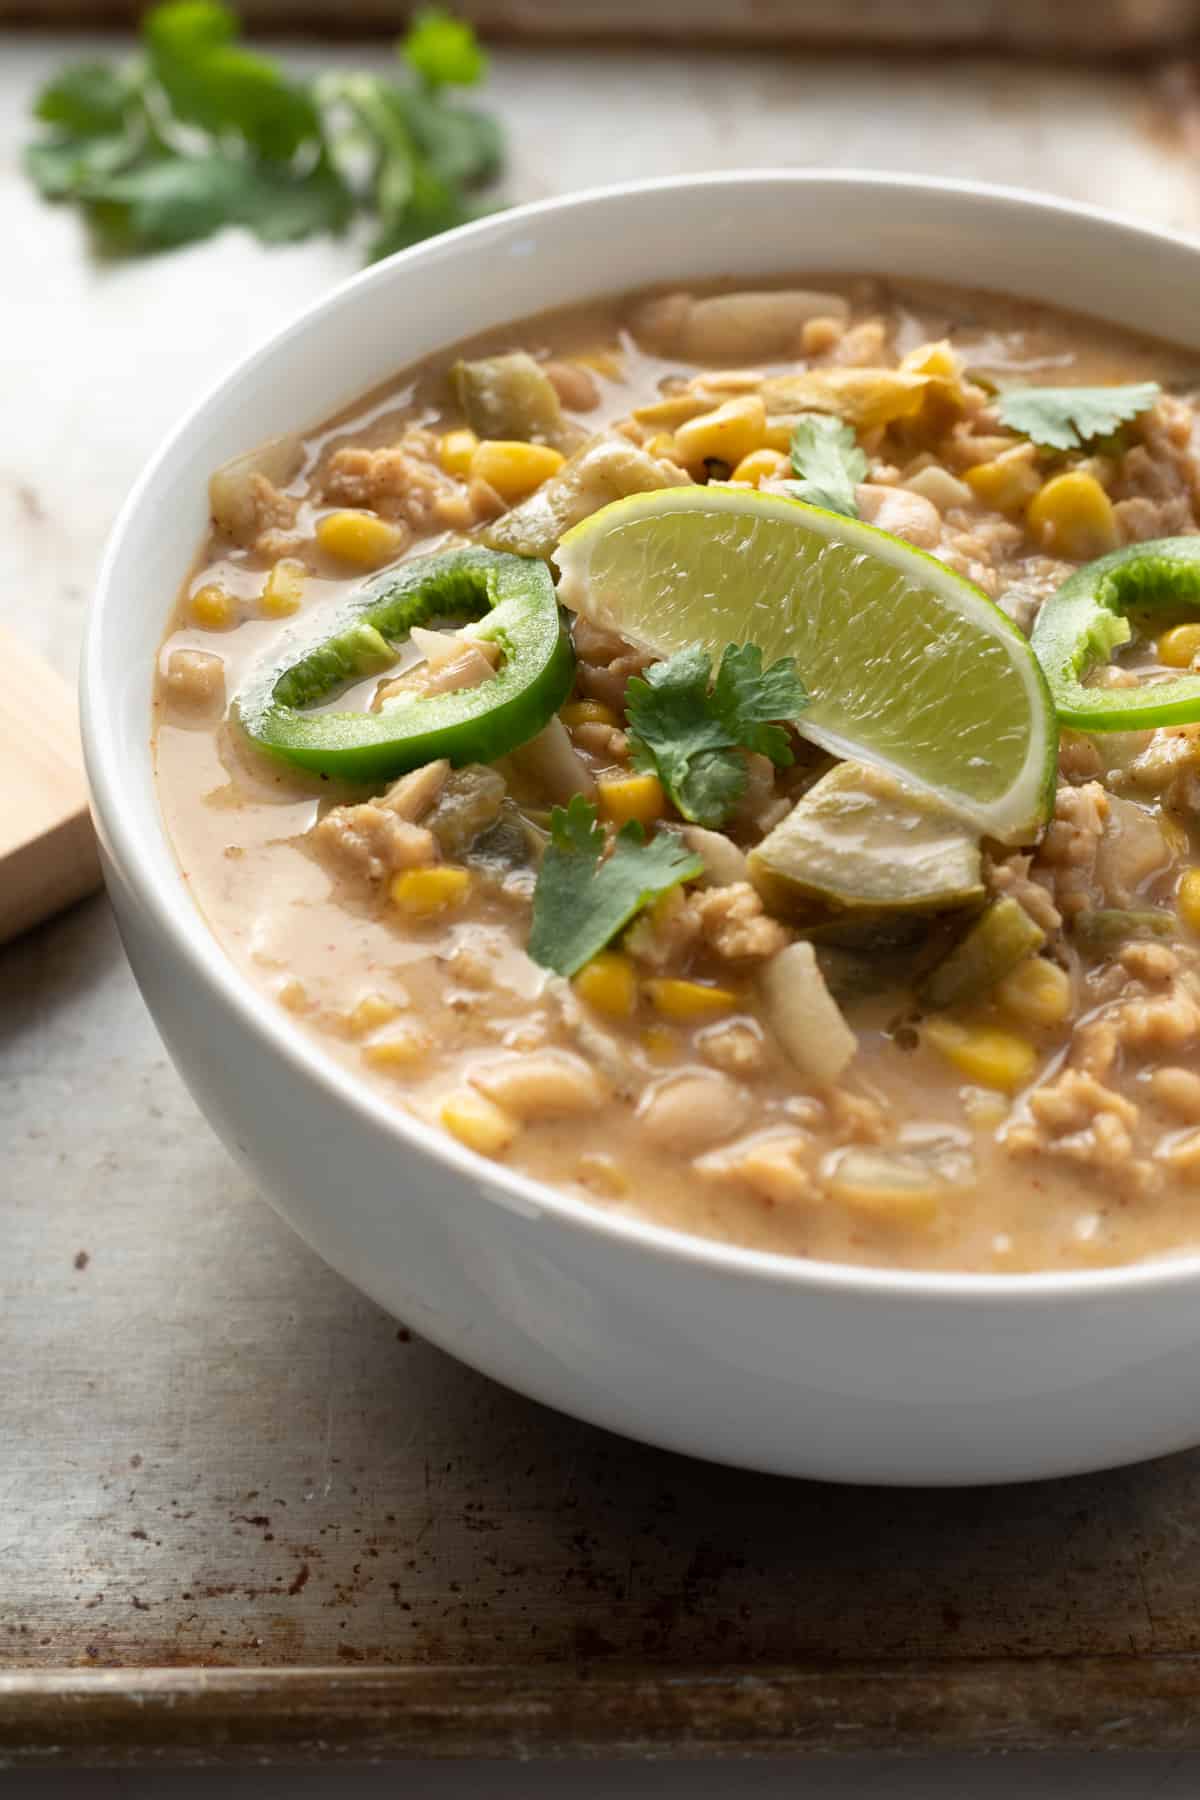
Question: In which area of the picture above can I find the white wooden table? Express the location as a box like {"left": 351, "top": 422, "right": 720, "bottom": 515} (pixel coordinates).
{"left": 5, "top": 29, "right": 1200, "bottom": 1792}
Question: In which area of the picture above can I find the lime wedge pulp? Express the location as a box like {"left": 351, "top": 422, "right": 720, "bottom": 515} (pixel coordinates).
{"left": 555, "top": 486, "right": 1056, "bottom": 844}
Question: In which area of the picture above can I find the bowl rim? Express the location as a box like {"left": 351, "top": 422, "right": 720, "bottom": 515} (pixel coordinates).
{"left": 83, "top": 165, "right": 1200, "bottom": 1307}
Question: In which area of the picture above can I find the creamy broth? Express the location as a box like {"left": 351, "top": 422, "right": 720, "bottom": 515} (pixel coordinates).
{"left": 155, "top": 275, "right": 1200, "bottom": 1272}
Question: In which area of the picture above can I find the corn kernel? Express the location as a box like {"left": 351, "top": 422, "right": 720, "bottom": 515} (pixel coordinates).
{"left": 560, "top": 699, "right": 620, "bottom": 729}
{"left": 640, "top": 1024, "right": 678, "bottom": 1062}
{"left": 963, "top": 448, "right": 1041, "bottom": 514}
{"left": 389, "top": 865, "right": 472, "bottom": 917}
{"left": 440, "top": 1089, "right": 517, "bottom": 1156}
{"left": 631, "top": 395, "right": 707, "bottom": 429}
{"left": 995, "top": 956, "right": 1072, "bottom": 1028}
{"left": 261, "top": 558, "right": 305, "bottom": 617}
{"left": 731, "top": 447, "right": 790, "bottom": 485}
{"left": 277, "top": 976, "right": 310, "bottom": 1013}
{"left": 438, "top": 428, "right": 479, "bottom": 477}
{"left": 317, "top": 510, "right": 408, "bottom": 569}
{"left": 573, "top": 951, "right": 638, "bottom": 1019}
{"left": 189, "top": 582, "right": 238, "bottom": 631}
{"left": 923, "top": 1018, "right": 1037, "bottom": 1093}
{"left": 826, "top": 1170, "right": 941, "bottom": 1226}
{"left": 362, "top": 1026, "right": 430, "bottom": 1071}
{"left": 575, "top": 349, "right": 624, "bottom": 380}
{"left": 1178, "top": 868, "right": 1200, "bottom": 934}
{"left": 644, "top": 978, "right": 737, "bottom": 1020}
{"left": 900, "top": 338, "right": 960, "bottom": 381}
{"left": 962, "top": 1087, "right": 1009, "bottom": 1131}
{"left": 801, "top": 316, "right": 843, "bottom": 355}
{"left": 674, "top": 396, "right": 767, "bottom": 473}
{"left": 576, "top": 1152, "right": 630, "bottom": 1196}
{"left": 1027, "top": 471, "right": 1118, "bottom": 561}
{"left": 597, "top": 772, "right": 666, "bottom": 828}
{"left": 346, "top": 992, "right": 402, "bottom": 1036}
{"left": 469, "top": 440, "right": 565, "bottom": 504}
{"left": 1158, "top": 624, "right": 1200, "bottom": 669}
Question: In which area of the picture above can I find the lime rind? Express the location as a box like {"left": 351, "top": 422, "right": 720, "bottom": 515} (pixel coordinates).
{"left": 556, "top": 486, "right": 1056, "bottom": 844}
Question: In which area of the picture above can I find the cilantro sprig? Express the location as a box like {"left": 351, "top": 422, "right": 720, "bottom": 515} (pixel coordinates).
{"left": 527, "top": 796, "right": 703, "bottom": 978}
{"left": 625, "top": 643, "right": 808, "bottom": 829}
{"left": 24, "top": 2, "right": 503, "bottom": 261}
{"left": 781, "top": 413, "right": 867, "bottom": 517}
{"left": 996, "top": 383, "right": 1161, "bottom": 453}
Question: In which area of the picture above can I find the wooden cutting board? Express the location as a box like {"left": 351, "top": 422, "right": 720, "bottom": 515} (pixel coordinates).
{"left": 0, "top": 627, "right": 102, "bottom": 944}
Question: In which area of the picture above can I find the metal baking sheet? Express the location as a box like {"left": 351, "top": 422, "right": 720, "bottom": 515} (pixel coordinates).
{"left": 7, "top": 905, "right": 1200, "bottom": 1765}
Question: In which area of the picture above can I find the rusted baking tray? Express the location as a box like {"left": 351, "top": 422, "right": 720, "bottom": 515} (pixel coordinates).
{"left": 11, "top": 910, "right": 1200, "bottom": 1765}
{"left": 7, "top": 0, "right": 1200, "bottom": 48}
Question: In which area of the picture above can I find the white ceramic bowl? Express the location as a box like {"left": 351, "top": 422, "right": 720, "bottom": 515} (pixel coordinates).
{"left": 83, "top": 172, "right": 1200, "bottom": 1485}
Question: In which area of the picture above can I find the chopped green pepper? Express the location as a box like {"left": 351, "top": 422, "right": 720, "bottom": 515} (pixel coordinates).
{"left": 235, "top": 547, "right": 574, "bottom": 783}
{"left": 918, "top": 897, "right": 1045, "bottom": 1011}
{"left": 451, "top": 352, "right": 576, "bottom": 449}
{"left": 1073, "top": 908, "right": 1177, "bottom": 948}
{"left": 1030, "top": 536, "right": 1200, "bottom": 730}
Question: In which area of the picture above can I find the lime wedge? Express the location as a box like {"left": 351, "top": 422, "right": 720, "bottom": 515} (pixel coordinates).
{"left": 555, "top": 486, "right": 1055, "bottom": 843}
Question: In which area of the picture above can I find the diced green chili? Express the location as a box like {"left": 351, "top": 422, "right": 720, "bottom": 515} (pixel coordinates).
{"left": 918, "top": 897, "right": 1045, "bottom": 1011}
{"left": 451, "top": 352, "right": 575, "bottom": 449}
{"left": 235, "top": 547, "right": 574, "bottom": 783}
{"left": 1073, "top": 908, "right": 1177, "bottom": 947}
{"left": 1030, "top": 536, "right": 1200, "bottom": 730}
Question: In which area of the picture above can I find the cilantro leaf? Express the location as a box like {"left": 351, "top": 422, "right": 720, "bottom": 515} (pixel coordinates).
{"left": 145, "top": 1, "right": 321, "bottom": 160}
{"left": 402, "top": 8, "right": 488, "bottom": 90}
{"left": 625, "top": 643, "right": 807, "bottom": 829}
{"left": 527, "top": 796, "right": 704, "bottom": 978}
{"left": 24, "top": 131, "right": 143, "bottom": 202}
{"left": 783, "top": 413, "right": 867, "bottom": 517}
{"left": 386, "top": 86, "right": 503, "bottom": 191}
{"left": 23, "top": 1, "right": 503, "bottom": 265}
{"left": 34, "top": 60, "right": 141, "bottom": 136}
{"left": 710, "top": 641, "right": 808, "bottom": 766}
{"left": 996, "top": 383, "right": 1161, "bottom": 453}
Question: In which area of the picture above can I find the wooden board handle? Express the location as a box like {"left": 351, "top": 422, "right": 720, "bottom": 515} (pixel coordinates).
{"left": 0, "top": 627, "right": 102, "bottom": 944}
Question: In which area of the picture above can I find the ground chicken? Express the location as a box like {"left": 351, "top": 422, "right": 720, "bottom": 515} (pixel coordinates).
{"left": 1031, "top": 782, "right": 1109, "bottom": 921}
{"left": 236, "top": 474, "right": 300, "bottom": 558}
{"left": 1121, "top": 724, "right": 1200, "bottom": 814}
{"left": 825, "top": 1086, "right": 889, "bottom": 1144}
{"left": 985, "top": 852, "right": 1063, "bottom": 938}
{"left": 1112, "top": 397, "right": 1200, "bottom": 542}
{"left": 311, "top": 763, "right": 449, "bottom": 886}
{"left": 1006, "top": 1068, "right": 1153, "bottom": 1193}
{"left": 163, "top": 648, "right": 225, "bottom": 715}
{"left": 1118, "top": 941, "right": 1180, "bottom": 984}
{"left": 312, "top": 805, "right": 436, "bottom": 887}
{"left": 697, "top": 1019, "right": 768, "bottom": 1076}
{"left": 626, "top": 882, "right": 789, "bottom": 970}
{"left": 571, "top": 617, "right": 654, "bottom": 713}
{"left": 1058, "top": 733, "right": 1104, "bottom": 784}
{"left": 693, "top": 884, "right": 791, "bottom": 962}
{"left": 323, "top": 437, "right": 460, "bottom": 534}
